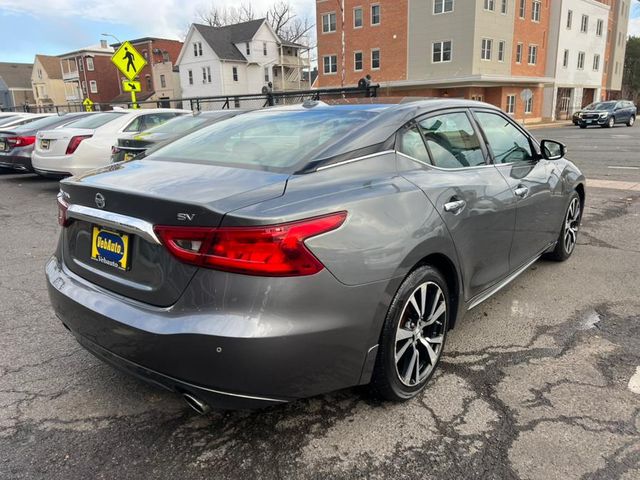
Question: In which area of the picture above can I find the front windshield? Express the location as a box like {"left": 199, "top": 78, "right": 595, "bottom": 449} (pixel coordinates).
{"left": 592, "top": 102, "right": 616, "bottom": 111}
{"left": 64, "top": 112, "right": 126, "bottom": 129}
{"left": 142, "top": 115, "right": 212, "bottom": 135}
{"left": 147, "top": 109, "right": 378, "bottom": 172}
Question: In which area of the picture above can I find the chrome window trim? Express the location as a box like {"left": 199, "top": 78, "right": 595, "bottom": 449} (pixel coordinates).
{"left": 66, "top": 204, "right": 161, "bottom": 245}
{"left": 396, "top": 151, "right": 496, "bottom": 172}
{"left": 315, "top": 150, "right": 395, "bottom": 171}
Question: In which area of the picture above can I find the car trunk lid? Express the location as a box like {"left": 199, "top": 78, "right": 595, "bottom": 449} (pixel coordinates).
{"left": 36, "top": 127, "right": 93, "bottom": 157}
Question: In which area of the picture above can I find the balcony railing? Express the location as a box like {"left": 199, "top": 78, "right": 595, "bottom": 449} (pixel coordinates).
{"left": 62, "top": 70, "right": 80, "bottom": 81}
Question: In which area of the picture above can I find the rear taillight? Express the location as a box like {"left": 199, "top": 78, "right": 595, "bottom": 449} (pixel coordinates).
{"left": 7, "top": 136, "right": 35, "bottom": 147}
{"left": 154, "top": 212, "right": 347, "bottom": 277}
{"left": 57, "top": 193, "right": 70, "bottom": 227}
{"left": 66, "top": 135, "right": 92, "bottom": 155}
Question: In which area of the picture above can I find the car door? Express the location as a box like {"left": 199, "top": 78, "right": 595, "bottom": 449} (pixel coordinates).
{"left": 615, "top": 102, "right": 629, "bottom": 124}
{"left": 397, "top": 109, "right": 517, "bottom": 299}
{"left": 471, "top": 109, "right": 561, "bottom": 269}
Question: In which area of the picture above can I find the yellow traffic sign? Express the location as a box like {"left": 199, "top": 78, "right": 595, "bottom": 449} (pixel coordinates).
{"left": 82, "top": 98, "right": 94, "bottom": 112}
{"left": 111, "top": 41, "right": 147, "bottom": 81}
{"left": 122, "top": 80, "right": 141, "bottom": 92}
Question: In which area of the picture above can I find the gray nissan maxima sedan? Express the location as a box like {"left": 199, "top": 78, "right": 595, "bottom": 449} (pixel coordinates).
{"left": 46, "top": 100, "right": 585, "bottom": 413}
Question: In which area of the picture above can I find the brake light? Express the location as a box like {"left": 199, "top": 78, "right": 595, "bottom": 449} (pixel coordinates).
{"left": 154, "top": 212, "right": 347, "bottom": 276}
{"left": 66, "top": 135, "right": 92, "bottom": 155}
{"left": 7, "top": 136, "right": 35, "bottom": 147}
{"left": 57, "top": 193, "right": 70, "bottom": 227}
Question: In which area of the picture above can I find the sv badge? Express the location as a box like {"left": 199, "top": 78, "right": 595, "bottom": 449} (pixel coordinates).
{"left": 177, "top": 213, "right": 196, "bottom": 222}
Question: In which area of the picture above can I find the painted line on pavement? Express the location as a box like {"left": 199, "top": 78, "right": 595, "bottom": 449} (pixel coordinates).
{"left": 607, "top": 166, "right": 640, "bottom": 170}
{"left": 587, "top": 179, "right": 640, "bottom": 191}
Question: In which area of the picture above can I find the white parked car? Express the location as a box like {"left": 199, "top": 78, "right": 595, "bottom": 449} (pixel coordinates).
{"left": 32, "top": 108, "right": 188, "bottom": 177}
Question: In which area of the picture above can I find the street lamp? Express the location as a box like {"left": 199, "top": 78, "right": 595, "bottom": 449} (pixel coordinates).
{"left": 101, "top": 33, "right": 123, "bottom": 45}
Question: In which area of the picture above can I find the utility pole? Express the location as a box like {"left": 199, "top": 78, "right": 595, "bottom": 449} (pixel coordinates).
{"left": 336, "top": 0, "right": 345, "bottom": 87}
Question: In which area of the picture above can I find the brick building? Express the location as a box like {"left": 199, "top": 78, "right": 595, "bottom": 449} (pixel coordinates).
{"left": 316, "top": 0, "right": 629, "bottom": 122}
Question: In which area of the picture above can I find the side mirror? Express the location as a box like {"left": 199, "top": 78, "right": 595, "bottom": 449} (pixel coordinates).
{"left": 540, "top": 140, "right": 566, "bottom": 160}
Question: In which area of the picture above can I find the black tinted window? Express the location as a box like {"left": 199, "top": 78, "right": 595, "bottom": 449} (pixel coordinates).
{"left": 475, "top": 111, "right": 534, "bottom": 164}
{"left": 418, "top": 112, "right": 485, "bottom": 169}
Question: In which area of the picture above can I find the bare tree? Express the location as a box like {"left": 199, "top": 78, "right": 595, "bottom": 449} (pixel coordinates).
{"left": 266, "top": 1, "right": 314, "bottom": 43}
{"left": 196, "top": 3, "right": 256, "bottom": 27}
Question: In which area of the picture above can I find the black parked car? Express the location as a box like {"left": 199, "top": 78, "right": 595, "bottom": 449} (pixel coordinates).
{"left": 576, "top": 100, "right": 637, "bottom": 128}
{"left": 111, "top": 110, "right": 247, "bottom": 163}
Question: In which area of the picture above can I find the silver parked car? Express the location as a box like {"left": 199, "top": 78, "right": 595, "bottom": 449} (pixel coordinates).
{"left": 46, "top": 100, "right": 585, "bottom": 412}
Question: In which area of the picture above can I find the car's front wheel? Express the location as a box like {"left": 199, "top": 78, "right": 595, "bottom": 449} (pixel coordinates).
{"left": 579, "top": 124, "right": 587, "bottom": 129}
{"left": 627, "top": 115, "right": 635, "bottom": 127}
{"left": 371, "top": 266, "right": 449, "bottom": 401}
{"left": 604, "top": 116, "right": 615, "bottom": 128}
{"left": 546, "top": 191, "right": 582, "bottom": 262}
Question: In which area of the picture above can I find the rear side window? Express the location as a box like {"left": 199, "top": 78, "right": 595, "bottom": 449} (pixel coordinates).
{"left": 398, "top": 126, "right": 430, "bottom": 163}
{"left": 64, "top": 113, "right": 125, "bottom": 129}
{"left": 418, "top": 112, "right": 485, "bottom": 169}
{"left": 474, "top": 111, "right": 534, "bottom": 164}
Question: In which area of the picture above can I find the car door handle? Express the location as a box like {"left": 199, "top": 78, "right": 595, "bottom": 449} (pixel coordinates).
{"left": 444, "top": 199, "right": 466, "bottom": 214}
{"left": 514, "top": 186, "right": 529, "bottom": 199}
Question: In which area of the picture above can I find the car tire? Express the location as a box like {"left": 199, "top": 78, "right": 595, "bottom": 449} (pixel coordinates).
{"left": 606, "top": 116, "right": 615, "bottom": 128}
{"left": 627, "top": 116, "right": 635, "bottom": 127}
{"left": 579, "top": 124, "right": 587, "bottom": 129}
{"left": 546, "top": 191, "right": 582, "bottom": 262}
{"left": 370, "top": 265, "right": 449, "bottom": 401}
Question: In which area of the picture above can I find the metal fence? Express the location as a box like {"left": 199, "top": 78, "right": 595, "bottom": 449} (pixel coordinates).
{"left": 1, "top": 85, "right": 379, "bottom": 114}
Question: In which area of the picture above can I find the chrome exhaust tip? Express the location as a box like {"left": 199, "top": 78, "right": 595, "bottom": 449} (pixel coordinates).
{"left": 182, "top": 392, "right": 211, "bottom": 415}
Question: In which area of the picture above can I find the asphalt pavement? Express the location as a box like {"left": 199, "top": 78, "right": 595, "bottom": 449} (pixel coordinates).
{"left": 0, "top": 125, "right": 639, "bottom": 479}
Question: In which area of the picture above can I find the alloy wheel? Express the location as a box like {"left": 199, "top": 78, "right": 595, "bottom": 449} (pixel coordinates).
{"left": 608, "top": 117, "right": 615, "bottom": 128}
{"left": 629, "top": 116, "right": 635, "bottom": 126}
{"left": 394, "top": 282, "right": 446, "bottom": 387}
{"left": 564, "top": 197, "right": 581, "bottom": 254}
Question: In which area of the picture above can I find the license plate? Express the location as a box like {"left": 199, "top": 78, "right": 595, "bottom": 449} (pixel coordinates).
{"left": 124, "top": 152, "right": 135, "bottom": 161}
{"left": 0, "top": 140, "right": 6, "bottom": 152}
{"left": 90, "top": 227, "right": 130, "bottom": 271}
{"left": 586, "top": 120, "right": 592, "bottom": 124}
{"left": 40, "top": 139, "right": 50, "bottom": 150}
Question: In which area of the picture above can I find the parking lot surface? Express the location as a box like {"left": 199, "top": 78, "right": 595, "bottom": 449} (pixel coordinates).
{"left": 1, "top": 125, "right": 639, "bottom": 479}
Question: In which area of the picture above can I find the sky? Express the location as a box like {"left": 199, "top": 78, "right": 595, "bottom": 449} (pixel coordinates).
{"left": 1, "top": 0, "right": 639, "bottom": 64}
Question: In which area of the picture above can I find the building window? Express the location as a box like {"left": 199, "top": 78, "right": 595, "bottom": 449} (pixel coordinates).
{"left": 89, "top": 80, "right": 97, "bottom": 93}
{"left": 524, "top": 95, "right": 533, "bottom": 114}
{"left": 593, "top": 54, "right": 600, "bottom": 71}
{"left": 434, "top": 0, "right": 454, "bottom": 14}
{"left": 162, "top": 51, "right": 170, "bottom": 62}
{"left": 506, "top": 95, "right": 515, "bottom": 114}
{"left": 562, "top": 49, "right": 569, "bottom": 68}
{"left": 202, "top": 67, "right": 207, "bottom": 83}
{"left": 142, "top": 50, "right": 148, "bottom": 60}
{"left": 263, "top": 42, "right": 268, "bottom": 55}
{"left": 207, "top": 66, "right": 211, "bottom": 83}
{"left": 81, "top": 81, "right": 86, "bottom": 94}
{"left": 528, "top": 45, "right": 538, "bottom": 65}
{"left": 519, "top": 0, "right": 525, "bottom": 18}
{"left": 577, "top": 51, "right": 585, "bottom": 69}
{"left": 498, "top": 40, "right": 505, "bottom": 62}
{"left": 371, "top": 4, "right": 380, "bottom": 25}
{"left": 264, "top": 67, "right": 270, "bottom": 82}
{"left": 199, "top": 42, "right": 203, "bottom": 56}
{"left": 354, "top": 51, "right": 363, "bottom": 71}
{"left": 481, "top": 38, "right": 492, "bottom": 60}
{"left": 86, "top": 57, "right": 94, "bottom": 71}
{"left": 432, "top": 40, "right": 452, "bottom": 63}
{"left": 596, "top": 19, "right": 603, "bottom": 36}
{"left": 146, "top": 76, "right": 152, "bottom": 90}
{"left": 160, "top": 74, "right": 166, "bottom": 88}
{"left": 354, "top": 7, "right": 363, "bottom": 27}
{"left": 193, "top": 42, "right": 203, "bottom": 57}
{"left": 78, "top": 58, "right": 84, "bottom": 72}
{"left": 323, "top": 55, "right": 338, "bottom": 74}
{"left": 531, "top": 1, "right": 540, "bottom": 22}
{"left": 246, "top": 42, "right": 250, "bottom": 55}
{"left": 232, "top": 66, "right": 238, "bottom": 82}
{"left": 501, "top": 0, "right": 507, "bottom": 14}
{"left": 484, "top": 0, "right": 495, "bottom": 11}
{"left": 322, "top": 12, "right": 336, "bottom": 32}
{"left": 516, "top": 43, "right": 523, "bottom": 63}
{"left": 618, "top": 31, "right": 622, "bottom": 46}
{"left": 371, "top": 49, "right": 380, "bottom": 69}
{"left": 188, "top": 69, "right": 193, "bottom": 85}
{"left": 580, "top": 15, "right": 588, "bottom": 33}
{"left": 567, "top": 10, "right": 573, "bottom": 29}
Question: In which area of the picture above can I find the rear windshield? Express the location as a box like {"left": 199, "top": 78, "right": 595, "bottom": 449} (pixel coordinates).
{"left": 147, "top": 109, "right": 378, "bottom": 172}
{"left": 63, "top": 112, "right": 126, "bottom": 129}
{"left": 13, "top": 114, "right": 82, "bottom": 132}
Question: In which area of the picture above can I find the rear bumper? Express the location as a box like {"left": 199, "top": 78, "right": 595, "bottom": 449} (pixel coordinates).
{"left": 46, "top": 254, "right": 391, "bottom": 409}
{"left": 0, "top": 152, "right": 33, "bottom": 172}
{"left": 32, "top": 152, "right": 74, "bottom": 175}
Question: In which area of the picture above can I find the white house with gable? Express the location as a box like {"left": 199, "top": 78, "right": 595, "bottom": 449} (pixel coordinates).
{"left": 176, "top": 18, "right": 310, "bottom": 102}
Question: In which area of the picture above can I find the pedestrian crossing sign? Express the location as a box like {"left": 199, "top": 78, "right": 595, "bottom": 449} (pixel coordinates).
{"left": 82, "top": 98, "right": 94, "bottom": 112}
{"left": 111, "top": 41, "right": 147, "bottom": 81}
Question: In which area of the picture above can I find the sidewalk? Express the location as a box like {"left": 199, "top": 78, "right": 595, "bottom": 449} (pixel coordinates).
{"left": 519, "top": 120, "right": 574, "bottom": 130}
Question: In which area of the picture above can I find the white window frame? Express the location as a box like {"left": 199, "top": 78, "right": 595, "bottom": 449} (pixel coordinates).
{"left": 524, "top": 96, "right": 533, "bottom": 114}
{"left": 322, "top": 12, "right": 337, "bottom": 33}
{"left": 484, "top": 0, "right": 495, "bottom": 11}
{"left": 86, "top": 57, "right": 94, "bottom": 71}
{"left": 481, "top": 38, "right": 493, "bottom": 61}
{"left": 596, "top": 19, "right": 603, "bottom": 36}
{"left": 263, "top": 42, "right": 268, "bottom": 56}
{"left": 198, "top": 42, "right": 203, "bottom": 56}
{"left": 232, "top": 66, "right": 238, "bottom": 82}
{"left": 580, "top": 15, "right": 588, "bottom": 33}
{"left": 531, "top": 1, "right": 541, "bottom": 22}
{"left": 433, "top": 0, "right": 454, "bottom": 15}
{"left": 323, "top": 55, "right": 338, "bottom": 75}
{"left": 353, "top": 7, "right": 363, "bottom": 28}
{"left": 188, "top": 69, "right": 193, "bottom": 85}
{"left": 516, "top": 43, "right": 523, "bottom": 63}
{"left": 354, "top": 51, "right": 363, "bottom": 71}
{"left": 567, "top": 10, "right": 573, "bottom": 29}
{"left": 528, "top": 45, "right": 538, "bottom": 65}
{"left": 245, "top": 42, "right": 251, "bottom": 55}
{"left": 498, "top": 40, "right": 506, "bottom": 62}
{"left": 432, "top": 40, "right": 452, "bottom": 63}
{"left": 264, "top": 67, "right": 270, "bottom": 82}
{"left": 577, "top": 51, "right": 585, "bottom": 70}
{"left": 371, "top": 4, "right": 381, "bottom": 25}
{"left": 501, "top": 0, "right": 507, "bottom": 14}
{"left": 519, "top": 0, "right": 526, "bottom": 19}
{"left": 371, "top": 48, "right": 380, "bottom": 70}
{"left": 506, "top": 95, "right": 515, "bottom": 114}
{"left": 160, "top": 74, "right": 166, "bottom": 88}
{"left": 89, "top": 80, "right": 97, "bottom": 94}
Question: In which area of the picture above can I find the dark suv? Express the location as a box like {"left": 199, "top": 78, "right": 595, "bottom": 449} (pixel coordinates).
{"left": 577, "top": 100, "right": 637, "bottom": 128}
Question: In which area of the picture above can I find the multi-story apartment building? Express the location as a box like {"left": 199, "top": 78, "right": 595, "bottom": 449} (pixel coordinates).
{"left": 598, "top": 0, "right": 630, "bottom": 98}
{"left": 31, "top": 55, "right": 66, "bottom": 108}
{"left": 543, "top": 0, "right": 610, "bottom": 120}
{"left": 0, "top": 62, "right": 34, "bottom": 110}
{"left": 110, "top": 37, "right": 183, "bottom": 106}
{"left": 58, "top": 41, "right": 119, "bottom": 107}
{"left": 177, "top": 19, "right": 310, "bottom": 101}
{"left": 316, "top": 0, "right": 554, "bottom": 122}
